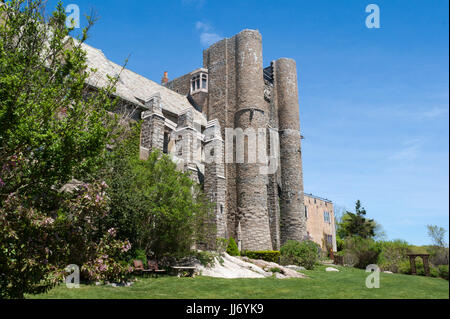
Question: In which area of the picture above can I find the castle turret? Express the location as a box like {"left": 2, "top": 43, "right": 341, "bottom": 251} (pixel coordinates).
{"left": 274, "top": 58, "right": 307, "bottom": 245}
{"left": 234, "top": 30, "right": 273, "bottom": 251}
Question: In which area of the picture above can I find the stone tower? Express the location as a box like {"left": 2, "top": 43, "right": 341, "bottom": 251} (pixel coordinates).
{"left": 274, "top": 58, "right": 307, "bottom": 245}
{"left": 166, "top": 29, "right": 307, "bottom": 251}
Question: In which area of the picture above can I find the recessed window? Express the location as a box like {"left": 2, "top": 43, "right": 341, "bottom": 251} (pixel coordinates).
{"left": 305, "top": 206, "right": 308, "bottom": 219}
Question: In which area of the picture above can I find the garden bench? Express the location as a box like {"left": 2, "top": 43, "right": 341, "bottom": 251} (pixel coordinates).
{"left": 171, "top": 266, "right": 197, "bottom": 278}
{"left": 148, "top": 260, "right": 167, "bottom": 277}
{"left": 133, "top": 260, "right": 154, "bottom": 277}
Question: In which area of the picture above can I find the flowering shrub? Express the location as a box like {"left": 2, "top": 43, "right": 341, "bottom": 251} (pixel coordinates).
{"left": 58, "top": 182, "right": 133, "bottom": 283}
{"left": 0, "top": 194, "right": 66, "bottom": 298}
{"left": 81, "top": 229, "right": 133, "bottom": 283}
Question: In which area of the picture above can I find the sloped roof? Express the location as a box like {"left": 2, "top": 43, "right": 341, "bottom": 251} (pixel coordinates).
{"left": 82, "top": 42, "right": 206, "bottom": 126}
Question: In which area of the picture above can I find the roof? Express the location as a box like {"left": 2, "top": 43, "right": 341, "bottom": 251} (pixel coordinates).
{"left": 81, "top": 42, "right": 206, "bottom": 126}
{"left": 304, "top": 193, "right": 333, "bottom": 204}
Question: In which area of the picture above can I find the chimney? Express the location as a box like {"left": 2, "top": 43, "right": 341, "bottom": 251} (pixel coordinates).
{"left": 161, "top": 71, "right": 169, "bottom": 85}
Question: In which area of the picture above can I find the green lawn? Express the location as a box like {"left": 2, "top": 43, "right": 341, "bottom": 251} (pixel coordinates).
{"left": 28, "top": 265, "right": 449, "bottom": 299}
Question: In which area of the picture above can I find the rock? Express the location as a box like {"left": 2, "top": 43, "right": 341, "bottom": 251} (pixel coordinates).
{"left": 196, "top": 253, "right": 271, "bottom": 279}
{"left": 285, "top": 265, "right": 306, "bottom": 271}
{"left": 275, "top": 273, "right": 287, "bottom": 279}
{"left": 383, "top": 271, "right": 393, "bottom": 274}
{"left": 195, "top": 254, "right": 308, "bottom": 279}
{"left": 240, "top": 257, "right": 307, "bottom": 279}
{"left": 325, "top": 267, "right": 339, "bottom": 272}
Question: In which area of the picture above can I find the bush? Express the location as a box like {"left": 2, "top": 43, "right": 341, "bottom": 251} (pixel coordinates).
{"left": 377, "top": 240, "right": 411, "bottom": 273}
{"left": 269, "top": 267, "right": 281, "bottom": 273}
{"left": 81, "top": 229, "right": 133, "bottom": 283}
{"left": 242, "top": 250, "right": 281, "bottom": 263}
{"left": 438, "top": 265, "right": 449, "bottom": 280}
{"left": 192, "top": 251, "right": 218, "bottom": 268}
{"left": 428, "top": 246, "right": 449, "bottom": 266}
{"left": 216, "top": 238, "right": 229, "bottom": 254}
{"left": 280, "top": 240, "right": 319, "bottom": 270}
{"left": 226, "top": 238, "right": 240, "bottom": 256}
{"left": 342, "top": 237, "right": 381, "bottom": 269}
{"left": 133, "top": 249, "right": 148, "bottom": 265}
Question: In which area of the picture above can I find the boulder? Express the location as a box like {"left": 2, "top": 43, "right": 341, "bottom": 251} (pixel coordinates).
{"left": 325, "top": 267, "right": 339, "bottom": 272}
{"left": 285, "top": 265, "right": 306, "bottom": 271}
{"left": 240, "top": 257, "right": 307, "bottom": 279}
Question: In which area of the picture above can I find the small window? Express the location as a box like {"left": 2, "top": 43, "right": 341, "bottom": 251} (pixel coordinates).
{"left": 220, "top": 204, "right": 224, "bottom": 214}
{"left": 324, "top": 211, "right": 331, "bottom": 223}
{"left": 305, "top": 206, "right": 308, "bottom": 219}
{"left": 202, "top": 74, "right": 207, "bottom": 89}
{"left": 190, "top": 72, "right": 208, "bottom": 94}
{"left": 163, "top": 132, "right": 169, "bottom": 154}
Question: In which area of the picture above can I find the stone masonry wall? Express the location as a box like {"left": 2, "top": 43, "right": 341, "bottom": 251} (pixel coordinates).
{"left": 233, "top": 30, "right": 273, "bottom": 251}
{"left": 274, "top": 58, "right": 307, "bottom": 245}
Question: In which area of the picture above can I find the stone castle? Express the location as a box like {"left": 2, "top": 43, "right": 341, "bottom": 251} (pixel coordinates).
{"left": 84, "top": 29, "right": 308, "bottom": 251}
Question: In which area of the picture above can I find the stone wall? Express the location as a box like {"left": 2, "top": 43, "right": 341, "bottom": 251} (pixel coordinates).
{"left": 165, "top": 73, "right": 191, "bottom": 95}
{"left": 204, "top": 30, "right": 273, "bottom": 251}
{"left": 140, "top": 95, "right": 165, "bottom": 160}
{"left": 274, "top": 58, "right": 307, "bottom": 245}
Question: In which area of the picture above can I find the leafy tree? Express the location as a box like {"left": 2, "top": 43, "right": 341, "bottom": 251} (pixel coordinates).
{"left": 427, "top": 225, "right": 448, "bottom": 248}
{"left": 337, "top": 200, "right": 376, "bottom": 239}
{"left": 101, "top": 124, "right": 215, "bottom": 261}
{"left": 426, "top": 225, "right": 449, "bottom": 266}
{"left": 0, "top": 0, "right": 120, "bottom": 298}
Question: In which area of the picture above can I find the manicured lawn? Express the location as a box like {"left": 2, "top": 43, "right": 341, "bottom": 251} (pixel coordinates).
{"left": 28, "top": 265, "right": 449, "bottom": 299}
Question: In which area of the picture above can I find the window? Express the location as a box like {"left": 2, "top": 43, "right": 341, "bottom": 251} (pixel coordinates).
{"left": 190, "top": 72, "right": 208, "bottom": 94}
{"left": 220, "top": 204, "right": 224, "bottom": 215}
{"left": 325, "top": 234, "right": 333, "bottom": 245}
{"left": 324, "top": 211, "right": 331, "bottom": 223}
{"left": 163, "top": 132, "right": 169, "bottom": 154}
{"left": 202, "top": 74, "right": 207, "bottom": 89}
{"left": 305, "top": 206, "right": 308, "bottom": 219}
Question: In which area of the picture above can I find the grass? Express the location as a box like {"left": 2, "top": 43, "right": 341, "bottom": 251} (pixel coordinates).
{"left": 28, "top": 265, "right": 449, "bottom": 299}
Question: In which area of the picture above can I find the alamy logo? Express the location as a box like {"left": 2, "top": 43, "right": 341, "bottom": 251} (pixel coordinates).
{"left": 365, "top": 264, "right": 380, "bottom": 288}
{"left": 224, "top": 127, "right": 279, "bottom": 175}
{"left": 176, "top": 123, "right": 281, "bottom": 176}
{"left": 65, "top": 4, "right": 80, "bottom": 29}
{"left": 365, "top": 4, "right": 381, "bottom": 29}
{"left": 65, "top": 264, "right": 80, "bottom": 288}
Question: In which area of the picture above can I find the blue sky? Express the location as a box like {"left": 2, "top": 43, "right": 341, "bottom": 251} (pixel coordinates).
{"left": 47, "top": 0, "right": 448, "bottom": 245}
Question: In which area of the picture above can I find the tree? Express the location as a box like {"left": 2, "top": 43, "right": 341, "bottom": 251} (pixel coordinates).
{"left": 101, "top": 124, "right": 215, "bottom": 261}
{"left": 337, "top": 200, "right": 376, "bottom": 239}
{"left": 427, "top": 225, "right": 448, "bottom": 248}
{"left": 426, "top": 225, "right": 449, "bottom": 266}
{"left": 0, "top": 0, "right": 120, "bottom": 298}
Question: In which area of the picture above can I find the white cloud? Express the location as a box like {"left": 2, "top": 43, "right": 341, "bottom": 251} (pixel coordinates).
{"left": 389, "top": 139, "right": 423, "bottom": 161}
{"left": 196, "top": 21, "right": 222, "bottom": 47}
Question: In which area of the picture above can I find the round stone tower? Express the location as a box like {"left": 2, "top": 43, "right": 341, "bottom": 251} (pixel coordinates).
{"left": 274, "top": 58, "right": 307, "bottom": 245}
{"left": 234, "top": 30, "right": 273, "bottom": 251}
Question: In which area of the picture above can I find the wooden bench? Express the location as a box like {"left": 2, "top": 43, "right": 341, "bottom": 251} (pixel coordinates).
{"left": 171, "top": 266, "right": 197, "bottom": 278}
{"left": 148, "top": 260, "right": 167, "bottom": 277}
{"left": 133, "top": 260, "right": 153, "bottom": 277}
